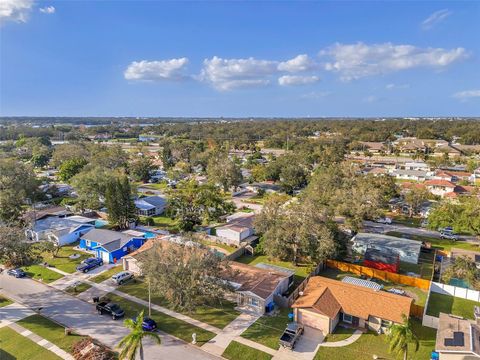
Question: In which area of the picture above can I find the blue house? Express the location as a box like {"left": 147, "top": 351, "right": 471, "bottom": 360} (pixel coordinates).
{"left": 79, "top": 229, "right": 145, "bottom": 264}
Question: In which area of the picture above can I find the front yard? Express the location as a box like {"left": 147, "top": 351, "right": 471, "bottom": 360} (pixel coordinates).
{"left": 426, "top": 292, "right": 480, "bottom": 319}
{"left": 323, "top": 326, "right": 356, "bottom": 342}
{"left": 222, "top": 340, "right": 273, "bottom": 360}
{"left": 23, "top": 264, "right": 64, "bottom": 283}
{"left": 65, "top": 282, "right": 92, "bottom": 295}
{"left": 38, "top": 243, "right": 90, "bottom": 274}
{"left": 240, "top": 308, "right": 291, "bottom": 350}
{"left": 0, "top": 327, "right": 61, "bottom": 360}
{"left": 118, "top": 279, "right": 241, "bottom": 329}
{"left": 0, "top": 295, "right": 13, "bottom": 307}
{"left": 89, "top": 265, "right": 123, "bottom": 283}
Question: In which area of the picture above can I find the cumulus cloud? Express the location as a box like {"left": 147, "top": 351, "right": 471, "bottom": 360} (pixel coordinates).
{"left": 278, "top": 75, "right": 319, "bottom": 86}
{"left": 278, "top": 54, "right": 316, "bottom": 72}
{"left": 124, "top": 58, "right": 189, "bottom": 81}
{"left": 0, "top": 0, "right": 34, "bottom": 23}
{"left": 422, "top": 9, "right": 451, "bottom": 30}
{"left": 39, "top": 5, "right": 55, "bottom": 14}
{"left": 199, "top": 56, "right": 279, "bottom": 91}
{"left": 320, "top": 42, "right": 468, "bottom": 81}
{"left": 452, "top": 89, "right": 480, "bottom": 101}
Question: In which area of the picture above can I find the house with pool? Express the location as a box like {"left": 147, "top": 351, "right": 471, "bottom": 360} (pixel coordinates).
{"left": 79, "top": 228, "right": 146, "bottom": 264}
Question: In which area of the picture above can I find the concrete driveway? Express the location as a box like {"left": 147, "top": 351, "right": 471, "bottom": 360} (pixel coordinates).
{"left": 0, "top": 272, "right": 220, "bottom": 360}
{"left": 273, "top": 326, "right": 324, "bottom": 360}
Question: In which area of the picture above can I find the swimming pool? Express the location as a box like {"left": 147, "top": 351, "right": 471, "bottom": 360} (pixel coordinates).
{"left": 143, "top": 231, "right": 156, "bottom": 238}
{"left": 95, "top": 219, "right": 108, "bottom": 228}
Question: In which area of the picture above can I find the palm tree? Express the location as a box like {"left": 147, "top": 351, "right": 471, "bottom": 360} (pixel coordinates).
{"left": 386, "top": 314, "right": 419, "bottom": 360}
{"left": 118, "top": 310, "right": 161, "bottom": 360}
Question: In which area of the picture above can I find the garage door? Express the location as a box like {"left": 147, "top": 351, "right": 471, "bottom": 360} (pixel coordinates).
{"left": 101, "top": 251, "right": 110, "bottom": 263}
{"left": 298, "top": 310, "right": 329, "bottom": 333}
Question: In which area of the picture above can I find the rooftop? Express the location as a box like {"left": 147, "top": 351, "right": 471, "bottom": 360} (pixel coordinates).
{"left": 436, "top": 313, "right": 480, "bottom": 355}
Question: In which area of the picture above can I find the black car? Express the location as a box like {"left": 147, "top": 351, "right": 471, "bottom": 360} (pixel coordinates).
{"left": 7, "top": 268, "right": 26, "bottom": 278}
{"left": 96, "top": 302, "right": 125, "bottom": 320}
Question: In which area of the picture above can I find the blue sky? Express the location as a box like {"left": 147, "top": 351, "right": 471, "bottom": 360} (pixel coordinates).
{"left": 1, "top": 1, "right": 479, "bottom": 117}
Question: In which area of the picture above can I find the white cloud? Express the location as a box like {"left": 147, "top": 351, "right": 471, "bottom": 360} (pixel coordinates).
{"left": 386, "top": 83, "right": 410, "bottom": 90}
{"left": 278, "top": 54, "right": 316, "bottom": 72}
{"left": 452, "top": 89, "right": 480, "bottom": 101}
{"left": 278, "top": 75, "right": 319, "bottom": 86}
{"left": 321, "top": 42, "right": 468, "bottom": 81}
{"left": 39, "top": 5, "right": 55, "bottom": 14}
{"left": 199, "top": 56, "right": 278, "bottom": 91}
{"left": 124, "top": 58, "right": 189, "bottom": 81}
{"left": 0, "top": 0, "right": 34, "bottom": 23}
{"left": 422, "top": 9, "right": 451, "bottom": 30}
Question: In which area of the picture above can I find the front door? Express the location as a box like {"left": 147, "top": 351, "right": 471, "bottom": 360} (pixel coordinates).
{"left": 352, "top": 316, "right": 359, "bottom": 327}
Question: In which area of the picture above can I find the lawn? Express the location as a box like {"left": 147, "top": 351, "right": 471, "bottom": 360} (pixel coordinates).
{"left": 319, "top": 268, "right": 428, "bottom": 306}
{"left": 65, "top": 282, "right": 92, "bottom": 295}
{"left": 426, "top": 292, "right": 480, "bottom": 319}
{"left": 389, "top": 214, "right": 422, "bottom": 228}
{"left": 89, "top": 265, "right": 123, "bottom": 284}
{"left": 118, "top": 279, "right": 240, "bottom": 329}
{"left": 399, "top": 251, "right": 435, "bottom": 280}
{"left": 386, "top": 231, "right": 480, "bottom": 253}
{"left": 222, "top": 340, "right": 273, "bottom": 360}
{"left": 314, "top": 319, "right": 436, "bottom": 360}
{"left": 105, "top": 293, "right": 216, "bottom": 345}
{"left": 236, "top": 254, "right": 312, "bottom": 288}
{"left": 199, "top": 239, "right": 237, "bottom": 254}
{"left": 17, "top": 314, "right": 86, "bottom": 353}
{"left": 323, "top": 326, "right": 356, "bottom": 342}
{"left": 23, "top": 265, "right": 64, "bottom": 283}
{"left": 140, "top": 214, "right": 179, "bottom": 232}
{"left": 38, "top": 243, "right": 90, "bottom": 273}
{"left": 141, "top": 182, "right": 168, "bottom": 191}
{"left": 241, "top": 308, "right": 291, "bottom": 350}
{"left": 0, "top": 327, "right": 61, "bottom": 360}
{"left": 0, "top": 295, "right": 13, "bottom": 307}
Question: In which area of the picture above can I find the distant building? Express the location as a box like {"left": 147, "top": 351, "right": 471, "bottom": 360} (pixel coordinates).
{"left": 134, "top": 195, "right": 167, "bottom": 216}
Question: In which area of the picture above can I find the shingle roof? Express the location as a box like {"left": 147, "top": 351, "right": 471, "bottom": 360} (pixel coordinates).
{"left": 424, "top": 180, "right": 456, "bottom": 188}
{"left": 83, "top": 229, "right": 140, "bottom": 252}
{"left": 292, "top": 276, "right": 412, "bottom": 323}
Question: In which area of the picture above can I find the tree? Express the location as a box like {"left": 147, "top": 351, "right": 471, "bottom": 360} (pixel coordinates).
{"left": 118, "top": 310, "right": 161, "bottom": 360}
{"left": 129, "top": 156, "right": 154, "bottom": 182}
{"left": 36, "top": 241, "right": 60, "bottom": 258}
{"left": 0, "top": 226, "right": 35, "bottom": 267}
{"left": 105, "top": 176, "right": 137, "bottom": 229}
{"left": 404, "top": 187, "right": 430, "bottom": 218}
{"left": 442, "top": 256, "right": 480, "bottom": 289}
{"left": 168, "top": 181, "right": 235, "bottom": 231}
{"left": 386, "top": 314, "right": 419, "bottom": 360}
{"left": 140, "top": 240, "right": 232, "bottom": 312}
{"left": 279, "top": 162, "right": 307, "bottom": 194}
{"left": 161, "top": 143, "right": 174, "bottom": 170}
{"left": 207, "top": 152, "right": 243, "bottom": 192}
{"left": 58, "top": 158, "right": 88, "bottom": 182}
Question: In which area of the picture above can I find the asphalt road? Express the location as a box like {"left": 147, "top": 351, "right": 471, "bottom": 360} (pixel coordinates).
{"left": 0, "top": 273, "right": 220, "bottom": 360}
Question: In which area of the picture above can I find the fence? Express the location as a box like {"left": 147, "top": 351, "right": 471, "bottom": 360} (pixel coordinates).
{"left": 227, "top": 246, "right": 246, "bottom": 261}
{"left": 326, "top": 260, "right": 431, "bottom": 291}
{"left": 410, "top": 304, "right": 425, "bottom": 319}
{"left": 430, "top": 281, "right": 480, "bottom": 302}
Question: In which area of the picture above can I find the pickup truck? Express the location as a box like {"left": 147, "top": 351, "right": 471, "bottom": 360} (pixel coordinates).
{"left": 96, "top": 302, "right": 125, "bottom": 320}
{"left": 76, "top": 258, "right": 103, "bottom": 273}
{"left": 279, "top": 322, "right": 304, "bottom": 350}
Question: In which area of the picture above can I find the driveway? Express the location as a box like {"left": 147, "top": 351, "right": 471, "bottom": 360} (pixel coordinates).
{"left": 273, "top": 327, "right": 324, "bottom": 360}
{"left": 231, "top": 192, "right": 263, "bottom": 213}
{"left": 0, "top": 273, "right": 220, "bottom": 360}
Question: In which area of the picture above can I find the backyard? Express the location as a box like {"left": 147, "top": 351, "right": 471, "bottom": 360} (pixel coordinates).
{"left": 139, "top": 214, "right": 179, "bottom": 232}
{"left": 426, "top": 292, "right": 480, "bottom": 319}
{"left": 399, "top": 251, "right": 435, "bottom": 280}
{"left": 89, "top": 265, "right": 123, "bottom": 283}
{"left": 222, "top": 340, "right": 272, "bottom": 360}
{"left": 118, "top": 279, "right": 241, "bottom": 329}
{"left": 0, "top": 327, "right": 61, "bottom": 360}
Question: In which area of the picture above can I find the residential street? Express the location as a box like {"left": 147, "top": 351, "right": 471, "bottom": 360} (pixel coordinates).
{"left": 0, "top": 273, "right": 221, "bottom": 360}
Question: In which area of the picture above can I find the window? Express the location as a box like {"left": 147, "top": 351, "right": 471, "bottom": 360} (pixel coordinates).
{"left": 250, "top": 298, "right": 259, "bottom": 307}
{"left": 86, "top": 240, "right": 90, "bottom": 247}
{"left": 343, "top": 313, "right": 353, "bottom": 324}
{"left": 381, "top": 319, "right": 391, "bottom": 328}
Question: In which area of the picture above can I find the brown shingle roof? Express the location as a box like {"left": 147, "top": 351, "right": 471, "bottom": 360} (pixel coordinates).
{"left": 292, "top": 276, "right": 412, "bottom": 323}
{"left": 424, "top": 180, "right": 456, "bottom": 188}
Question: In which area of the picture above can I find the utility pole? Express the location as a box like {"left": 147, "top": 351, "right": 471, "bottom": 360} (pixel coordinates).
{"left": 148, "top": 277, "right": 152, "bottom": 317}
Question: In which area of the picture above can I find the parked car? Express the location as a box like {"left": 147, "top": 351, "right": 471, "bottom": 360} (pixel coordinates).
{"left": 76, "top": 258, "right": 103, "bottom": 273}
{"left": 96, "top": 302, "right": 125, "bottom": 320}
{"left": 133, "top": 316, "right": 157, "bottom": 331}
{"left": 279, "top": 322, "right": 304, "bottom": 350}
{"left": 440, "top": 230, "right": 458, "bottom": 241}
{"left": 112, "top": 271, "right": 134, "bottom": 285}
{"left": 7, "top": 268, "right": 26, "bottom": 278}
{"left": 375, "top": 217, "right": 392, "bottom": 224}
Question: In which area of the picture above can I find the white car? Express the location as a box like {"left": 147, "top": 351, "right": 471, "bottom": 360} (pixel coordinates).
{"left": 375, "top": 217, "right": 392, "bottom": 224}
{"left": 112, "top": 271, "right": 134, "bottom": 285}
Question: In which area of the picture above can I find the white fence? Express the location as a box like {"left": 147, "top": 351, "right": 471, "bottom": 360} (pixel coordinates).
{"left": 422, "top": 314, "right": 439, "bottom": 329}
{"left": 430, "top": 282, "right": 480, "bottom": 302}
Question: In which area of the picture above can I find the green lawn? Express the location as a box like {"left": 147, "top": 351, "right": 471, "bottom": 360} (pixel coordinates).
{"left": 222, "top": 340, "right": 273, "bottom": 360}
{"left": 38, "top": 243, "right": 90, "bottom": 273}
{"left": 89, "top": 265, "right": 123, "bottom": 284}
{"left": 0, "top": 326, "right": 61, "bottom": 360}
{"left": 0, "top": 295, "right": 13, "bottom": 307}
{"left": 314, "top": 320, "right": 436, "bottom": 360}
{"left": 386, "top": 231, "right": 480, "bottom": 253}
{"left": 23, "top": 265, "right": 64, "bottom": 283}
{"left": 323, "top": 326, "right": 356, "bottom": 342}
{"left": 17, "top": 314, "right": 86, "bottom": 353}
{"left": 399, "top": 251, "right": 435, "bottom": 280}
{"left": 105, "top": 293, "right": 216, "bottom": 345}
{"left": 241, "top": 308, "right": 291, "bottom": 350}
{"left": 319, "top": 268, "right": 428, "bottom": 306}
{"left": 140, "top": 214, "right": 179, "bottom": 232}
{"left": 426, "top": 292, "right": 480, "bottom": 319}
{"left": 236, "top": 254, "right": 313, "bottom": 288}
{"left": 199, "top": 239, "right": 237, "bottom": 254}
{"left": 65, "top": 282, "right": 92, "bottom": 295}
{"left": 118, "top": 279, "right": 240, "bottom": 329}
{"left": 141, "top": 182, "right": 168, "bottom": 191}
{"left": 390, "top": 214, "right": 422, "bottom": 228}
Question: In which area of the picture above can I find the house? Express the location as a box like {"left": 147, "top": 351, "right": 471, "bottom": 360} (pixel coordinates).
{"left": 134, "top": 195, "right": 168, "bottom": 216}
{"left": 216, "top": 214, "right": 257, "bottom": 247}
{"left": 358, "top": 142, "right": 387, "bottom": 154}
{"left": 363, "top": 248, "right": 400, "bottom": 273}
{"left": 79, "top": 228, "right": 145, "bottom": 264}
{"left": 26, "top": 215, "right": 96, "bottom": 246}
{"left": 390, "top": 169, "right": 430, "bottom": 182}
{"left": 434, "top": 170, "right": 472, "bottom": 184}
{"left": 425, "top": 180, "right": 457, "bottom": 197}
{"left": 221, "top": 261, "right": 290, "bottom": 314}
{"left": 351, "top": 233, "right": 422, "bottom": 264}
{"left": 291, "top": 276, "right": 412, "bottom": 335}
{"left": 404, "top": 161, "right": 430, "bottom": 171}
{"left": 122, "top": 238, "right": 158, "bottom": 274}
{"left": 435, "top": 313, "right": 480, "bottom": 359}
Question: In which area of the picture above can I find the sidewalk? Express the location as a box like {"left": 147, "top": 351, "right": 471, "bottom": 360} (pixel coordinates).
{"left": 319, "top": 330, "right": 362, "bottom": 347}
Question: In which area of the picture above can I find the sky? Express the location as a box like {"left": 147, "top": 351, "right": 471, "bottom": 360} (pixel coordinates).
{"left": 0, "top": 0, "right": 479, "bottom": 117}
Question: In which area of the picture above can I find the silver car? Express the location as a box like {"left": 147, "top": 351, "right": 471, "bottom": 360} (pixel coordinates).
{"left": 112, "top": 271, "right": 134, "bottom": 285}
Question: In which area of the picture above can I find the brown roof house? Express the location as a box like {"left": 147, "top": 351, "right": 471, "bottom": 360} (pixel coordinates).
{"left": 435, "top": 313, "right": 480, "bottom": 359}
{"left": 215, "top": 214, "right": 257, "bottom": 247}
{"left": 291, "top": 277, "right": 412, "bottom": 335}
{"left": 221, "top": 261, "right": 290, "bottom": 314}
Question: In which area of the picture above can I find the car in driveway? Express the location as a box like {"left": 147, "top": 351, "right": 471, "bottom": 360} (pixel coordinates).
{"left": 279, "top": 322, "right": 304, "bottom": 350}
{"left": 96, "top": 302, "right": 125, "bottom": 320}
{"left": 112, "top": 271, "right": 134, "bottom": 285}
{"left": 7, "top": 268, "right": 26, "bottom": 278}
{"left": 76, "top": 258, "right": 103, "bottom": 273}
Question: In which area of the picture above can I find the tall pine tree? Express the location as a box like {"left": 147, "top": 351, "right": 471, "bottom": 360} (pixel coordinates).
{"left": 105, "top": 176, "right": 137, "bottom": 229}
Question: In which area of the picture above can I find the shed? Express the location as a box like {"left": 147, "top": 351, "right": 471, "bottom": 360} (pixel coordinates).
{"left": 363, "top": 248, "right": 400, "bottom": 273}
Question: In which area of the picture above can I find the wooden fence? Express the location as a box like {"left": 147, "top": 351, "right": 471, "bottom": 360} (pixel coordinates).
{"left": 410, "top": 304, "right": 425, "bottom": 319}
{"left": 326, "top": 260, "right": 431, "bottom": 291}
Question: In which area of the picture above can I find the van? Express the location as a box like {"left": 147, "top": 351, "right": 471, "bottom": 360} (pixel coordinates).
{"left": 112, "top": 271, "right": 134, "bottom": 285}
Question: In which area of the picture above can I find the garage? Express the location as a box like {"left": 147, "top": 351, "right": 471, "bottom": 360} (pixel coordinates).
{"left": 297, "top": 309, "right": 330, "bottom": 334}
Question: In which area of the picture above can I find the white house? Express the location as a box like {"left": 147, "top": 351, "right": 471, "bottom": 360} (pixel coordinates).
{"left": 404, "top": 161, "right": 430, "bottom": 171}
{"left": 216, "top": 214, "right": 256, "bottom": 247}
{"left": 424, "top": 180, "right": 457, "bottom": 197}
{"left": 390, "top": 169, "right": 430, "bottom": 182}
{"left": 134, "top": 195, "right": 168, "bottom": 216}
